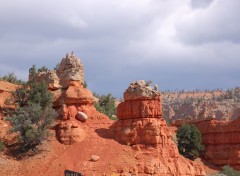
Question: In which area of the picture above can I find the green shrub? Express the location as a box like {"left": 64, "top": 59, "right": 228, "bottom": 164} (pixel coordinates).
{"left": 176, "top": 124, "right": 204, "bottom": 160}
{"left": 0, "top": 140, "right": 4, "bottom": 151}
{"left": 7, "top": 81, "right": 55, "bottom": 152}
{"left": 83, "top": 80, "right": 87, "bottom": 88}
{"left": 13, "top": 85, "right": 29, "bottom": 107}
{"left": 7, "top": 103, "right": 55, "bottom": 151}
{"left": 220, "top": 165, "right": 240, "bottom": 176}
{"left": 0, "top": 72, "right": 26, "bottom": 85}
{"left": 94, "top": 93, "right": 116, "bottom": 120}
{"left": 28, "top": 81, "right": 53, "bottom": 108}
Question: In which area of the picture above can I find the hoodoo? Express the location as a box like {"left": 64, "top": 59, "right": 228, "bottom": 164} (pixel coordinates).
{"left": 29, "top": 52, "right": 108, "bottom": 145}
{"left": 113, "top": 80, "right": 206, "bottom": 175}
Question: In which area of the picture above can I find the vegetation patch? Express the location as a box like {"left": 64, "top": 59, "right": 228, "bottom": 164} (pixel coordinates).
{"left": 176, "top": 124, "right": 204, "bottom": 160}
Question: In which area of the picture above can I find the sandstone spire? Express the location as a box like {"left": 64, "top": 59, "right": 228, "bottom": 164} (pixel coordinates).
{"left": 56, "top": 52, "right": 84, "bottom": 88}
{"left": 113, "top": 80, "right": 206, "bottom": 175}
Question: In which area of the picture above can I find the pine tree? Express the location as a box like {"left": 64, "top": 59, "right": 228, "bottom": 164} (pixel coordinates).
{"left": 176, "top": 124, "right": 204, "bottom": 160}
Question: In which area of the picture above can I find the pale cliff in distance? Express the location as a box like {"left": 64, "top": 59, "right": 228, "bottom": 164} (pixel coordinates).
{"left": 162, "top": 89, "right": 240, "bottom": 125}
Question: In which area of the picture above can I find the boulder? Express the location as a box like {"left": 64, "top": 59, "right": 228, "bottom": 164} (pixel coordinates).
{"left": 90, "top": 155, "right": 100, "bottom": 162}
{"left": 64, "top": 82, "right": 94, "bottom": 104}
{"left": 76, "top": 111, "right": 88, "bottom": 122}
{"left": 57, "top": 121, "right": 85, "bottom": 145}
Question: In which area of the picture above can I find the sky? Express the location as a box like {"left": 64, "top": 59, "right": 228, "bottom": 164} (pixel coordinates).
{"left": 0, "top": 0, "right": 240, "bottom": 98}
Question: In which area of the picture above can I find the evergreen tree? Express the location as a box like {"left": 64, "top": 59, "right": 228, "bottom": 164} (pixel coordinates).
{"left": 94, "top": 93, "right": 116, "bottom": 120}
{"left": 7, "top": 81, "right": 55, "bottom": 152}
{"left": 176, "top": 124, "right": 204, "bottom": 160}
{"left": 0, "top": 72, "right": 26, "bottom": 85}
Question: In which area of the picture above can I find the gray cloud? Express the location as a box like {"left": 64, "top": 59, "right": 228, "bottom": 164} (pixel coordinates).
{"left": 176, "top": 0, "right": 240, "bottom": 44}
{"left": 190, "top": 0, "right": 214, "bottom": 9}
{"left": 0, "top": 0, "right": 239, "bottom": 98}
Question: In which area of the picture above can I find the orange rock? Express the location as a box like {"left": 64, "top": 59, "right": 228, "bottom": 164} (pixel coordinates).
{"left": 194, "top": 119, "right": 240, "bottom": 169}
{"left": 113, "top": 80, "right": 206, "bottom": 175}
{"left": 64, "top": 83, "right": 94, "bottom": 104}
{"left": 117, "top": 99, "right": 162, "bottom": 119}
{"left": 57, "top": 121, "right": 85, "bottom": 145}
{"left": 47, "top": 53, "right": 109, "bottom": 145}
{"left": 0, "top": 80, "right": 20, "bottom": 110}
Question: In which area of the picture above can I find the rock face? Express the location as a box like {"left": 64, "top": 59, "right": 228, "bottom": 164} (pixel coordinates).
{"left": 113, "top": 80, "right": 206, "bottom": 175}
{"left": 194, "top": 119, "right": 240, "bottom": 170}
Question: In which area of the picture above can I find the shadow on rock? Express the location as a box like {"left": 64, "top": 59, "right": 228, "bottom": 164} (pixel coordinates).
{"left": 95, "top": 127, "right": 115, "bottom": 139}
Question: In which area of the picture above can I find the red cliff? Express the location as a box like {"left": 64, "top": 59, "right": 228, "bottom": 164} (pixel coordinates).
{"left": 194, "top": 119, "right": 240, "bottom": 169}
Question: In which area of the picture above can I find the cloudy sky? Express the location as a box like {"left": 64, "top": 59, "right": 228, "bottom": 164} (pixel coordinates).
{"left": 0, "top": 0, "right": 239, "bottom": 97}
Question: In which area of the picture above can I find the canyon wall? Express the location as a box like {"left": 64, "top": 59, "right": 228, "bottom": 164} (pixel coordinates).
{"left": 194, "top": 119, "right": 240, "bottom": 169}
{"left": 162, "top": 90, "right": 240, "bottom": 124}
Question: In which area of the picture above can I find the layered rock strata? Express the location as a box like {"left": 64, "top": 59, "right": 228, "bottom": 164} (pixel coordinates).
{"left": 114, "top": 80, "right": 206, "bottom": 175}
{"left": 194, "top": 119, "right": 240, "bottom": 169}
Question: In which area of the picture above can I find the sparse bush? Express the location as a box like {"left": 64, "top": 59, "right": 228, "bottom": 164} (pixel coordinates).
{"left": 37, "top": 66, "right": 49, "bottom": 72}
{"left": 94, "top": 93, "right": 116, "bottom": 120}
{"left": 7, "top": 80, "right": 55, "bottom": 152}
{"left": 220, "top": 165, "right": 240, "bottom": 176}
{"left": 0, "top": 72, "right": 26, "bottom": 85}
{"left": 13, "top": 85, "right": 29, "bottom": 107}
{"left": 54, "top": 63, "right": 60, "bottom": 70}
{"left": 83, "top": 80, "right": 87, "bottom": 88}
{"left": 0, "top": 140, "right": 4, "bottom": 151}
{"left": 7, "top": 103, "right": 55, "bottom": 151}
{"left": 28, "top": 81, "right": 53, "bottom": 108}
{"left": 176, "top": 124, "right": 204, "bottom": 160}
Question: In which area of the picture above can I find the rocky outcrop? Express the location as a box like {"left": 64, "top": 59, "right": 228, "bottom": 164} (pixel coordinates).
{"left": 113, "top": 80, "right": 206, "bottom": 175}
{"left": 194, "top": 119, "right": 240, "bottom": 170}
{"left": 56, "top": 52, "right": 84, "bottom": 89}
{"left": 29, "top": 52, "right": 84, "bottom": 90}
{"left": 31, "top": 52, "right": 108, "bottom": 145}
{"left": 29, "top": 70, "right": 60, "bottom": 90}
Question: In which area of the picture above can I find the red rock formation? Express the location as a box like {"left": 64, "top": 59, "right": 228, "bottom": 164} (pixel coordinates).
{"left": 194, "top": 119, "right": 240, "bottom": 169}
{"left": 113, "top": 80, "right": 206, "bottom": 175}
{"left": 33, "top": 52, "right": 108, "bottom": 145}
